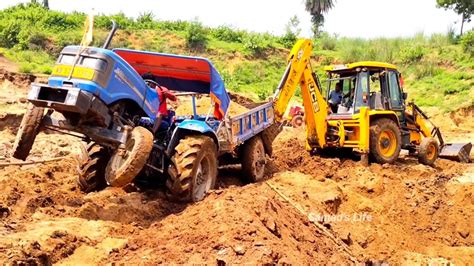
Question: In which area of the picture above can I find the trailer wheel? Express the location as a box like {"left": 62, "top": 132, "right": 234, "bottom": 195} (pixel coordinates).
{"left": 369, "top": 118, "right": 401, "bottom": 164}
{"left": 105, "top": 126, "right": 153, "bottom": 187}
{"left": 166, "top": 136, "right": 217, "bottom": 202}
{"left": 241, "top": 136, "right": 266, "bottom": 183}
{"left": 418, "top": 137, "right": 439, "bottom": 166}
{"left": 12, "top": 104, "right": 44, "bottom": 160}
{"left": 291, "top": 114, "right": 304, "bottom": 128}
{"left": 77, "top": 142, "right": 110, "bottom": 192}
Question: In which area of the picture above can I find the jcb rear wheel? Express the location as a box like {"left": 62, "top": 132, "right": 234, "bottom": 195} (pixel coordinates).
{"left": 12, "top": 104, "right": 44, "bottom": 160}
{"left": 418, "top": 137, "right": 439, "bottom": 166}
{"left": 105, "top": 126, "right": 153, "bottom": 187}
{"left": 241, "top": 136, "right": 266, "bottom": 183}
{"left": 369, "top": 118, "right": 401, "bottom": 164}
{"left": 166, "top": 136, "right": 217, "bottom": 202}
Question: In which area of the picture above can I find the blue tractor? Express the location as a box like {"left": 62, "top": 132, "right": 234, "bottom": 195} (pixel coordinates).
{"left": 13, "top": 23, "right": 278, "bottom": 202}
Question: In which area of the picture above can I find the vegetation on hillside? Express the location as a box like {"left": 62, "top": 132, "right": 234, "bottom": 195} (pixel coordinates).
{"left": 0, "top": 3, "right": 472, "bottom": 112}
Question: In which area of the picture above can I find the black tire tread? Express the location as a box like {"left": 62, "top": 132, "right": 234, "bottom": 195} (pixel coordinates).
{"left": 166, "top": 135, "right": 217, "bottom": 202}
{"left": 12, "top": 104, "right": 44, "bottom": 160}
{"left": 77, "top": 143, "right": 110, "bottom": 193}
{"left": 369, "top": 118, "right": 402, "bottom": 164}
{"left": 418, "top": 137, "right": 439, "bottom": 166}
{"left": 241, "top": 136, "right": 266, "bottom": 183}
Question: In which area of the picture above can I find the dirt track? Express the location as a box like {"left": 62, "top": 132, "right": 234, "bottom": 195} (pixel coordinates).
{"left": 0, "top": 69, "right": 473, "bottom": 264}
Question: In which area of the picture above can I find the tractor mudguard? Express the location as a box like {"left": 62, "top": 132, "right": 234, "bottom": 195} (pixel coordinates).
{"left": 166, "top": 120, "right": 219, "bottom": 155}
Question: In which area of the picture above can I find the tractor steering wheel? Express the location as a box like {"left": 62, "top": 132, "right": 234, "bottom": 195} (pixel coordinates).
{"left": 144, "top": 79, "right": 159, "bottom": 88}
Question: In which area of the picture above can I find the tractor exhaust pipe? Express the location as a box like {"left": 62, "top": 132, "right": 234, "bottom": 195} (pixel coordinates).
{"left": 103, "top": 20, "right": 118, "bottom": 50}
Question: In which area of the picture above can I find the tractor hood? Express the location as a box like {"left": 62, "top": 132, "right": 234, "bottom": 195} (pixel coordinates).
{"left": 113, "top": 49, "right": 230, "bottom": 119}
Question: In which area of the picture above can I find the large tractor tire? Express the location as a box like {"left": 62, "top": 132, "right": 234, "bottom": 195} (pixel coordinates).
{"left": 12, "top": 104, "right": 44, "bottom": 160}
{"left": 241, "top": 136, "right": 266, "bottom": 183}
{"left": 369, "top": 118, "right": 402, "bottom": 164}
{"left": 166, "top": 135, "right": 217, "bottom": 202}
{"left": 418, "top": 137, "right": 439, "bottom": 166}
{"left": 105, "top": 126, "right": 153, "bottom": 187}
{"left": 77, "top": 142, "right": 110, "bottom": 192}
{"left": 291, "top": 114, "right": 304, "bottom": 128}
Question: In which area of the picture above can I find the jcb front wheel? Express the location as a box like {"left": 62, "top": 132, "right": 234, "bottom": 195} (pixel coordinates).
{"left": 166, "top": 136, "right": 217, "bottom": 202}
{"left": 105, "top": 126, "right": 153, "bottom": 187}
{"left": 418, "top": 137, "right": 439, "bottom": 166}
{"left": 12, "top": 104, "right": 44, "bottom": 160}
{"left": 369, "top": 118, "right": 401, "bottom": 164}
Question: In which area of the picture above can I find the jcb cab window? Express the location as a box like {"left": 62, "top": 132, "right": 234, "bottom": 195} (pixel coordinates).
{"left": 388, "top": 71, "right": 402, "bottom": 109}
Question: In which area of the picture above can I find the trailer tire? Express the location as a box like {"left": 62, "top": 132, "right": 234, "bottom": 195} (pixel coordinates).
{"left": 369, "top": 118, "right": 401, "bottom": 164}
{"left": 77, "top": 142, "right": 110, "bottom": 192}
{"left": 105, "top": 126, "right": 153, "bottom": 187}
{"left": 241, "top": 136, "right": 266, "bottom": 183}
{"left": 166, "top": 136, "right": 217, "bottom": 202}
{"left": 418, "top": 137, "right": 439, "bottom": 166}
{"left": 12, "top": 104, "right": 44, "bottom": 160}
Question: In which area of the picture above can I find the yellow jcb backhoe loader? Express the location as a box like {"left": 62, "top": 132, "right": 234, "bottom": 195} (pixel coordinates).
{"left": 272, "top": 39, "right": 472, "bottom": 165}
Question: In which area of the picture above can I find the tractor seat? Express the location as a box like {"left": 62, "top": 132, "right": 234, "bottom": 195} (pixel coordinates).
{"left": 369, "top": 92, "right": 384, "bottom": 110}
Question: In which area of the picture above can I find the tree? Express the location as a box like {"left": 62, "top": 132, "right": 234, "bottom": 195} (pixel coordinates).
{"left": 305, "top": 0, "right": 335, "bottom": 37}
{"left": 281, "top": 15, "right": 301, "bottom": 48}
{"left": 436, "top": 0, "right": 473, "bottom": 35}
{"left": 43, "top": 0, "right": 49, "bottom": 9}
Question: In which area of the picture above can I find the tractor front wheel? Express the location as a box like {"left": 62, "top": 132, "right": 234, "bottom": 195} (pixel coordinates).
{"left": 166, "top": 136, "right": 217, "bottom": 202}
{"left": 105, "top": 126, "right": 153, "bottom": 187}
{"left": 369, "top": 118, "right": 401, "bottom": 164}
{"left": 12, "top": 104, "right": 44, "bottom": 160}
{"left": 418, "top": 137, "right": 439, "bottom": 166}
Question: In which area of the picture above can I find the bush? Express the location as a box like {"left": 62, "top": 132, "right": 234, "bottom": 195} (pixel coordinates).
{"left": 318, "top": 32, "right": 337, "bottom": 51}
{"left": 460, "top": 30, "right": 474, "bottom": 57}
{"left": 211, "top": 25, "right": 244, "bottom": 43}
{"left": 243, "top": 33, "right": 273, "bottom": 56}
{"left": 185, "top": 21, "right": 208, "bottom": 50}
{"left": 400, "top": 44, "right": 426, "bottom": 63}
{"left": 0, "top": 21, "right": 21, "bottom": 48}
{"left": 28, "top": 32, "right": 49, "bottom": 50}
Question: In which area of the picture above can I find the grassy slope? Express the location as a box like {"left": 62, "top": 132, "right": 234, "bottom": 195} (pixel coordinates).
{"left": 0, "top": 4, "right": 472, "bottom": 113}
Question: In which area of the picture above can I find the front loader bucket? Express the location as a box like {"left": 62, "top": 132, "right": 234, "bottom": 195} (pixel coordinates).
{"left": 439, "top": 143, "right": 472, "bottom": 163}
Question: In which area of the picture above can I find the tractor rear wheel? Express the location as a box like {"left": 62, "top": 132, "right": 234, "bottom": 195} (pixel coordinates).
{"left": 369, "top": 118, "right": 401, "bottom": 164}
{"left": 241, "top": 136, "right": 266, "bottom": 183}
{"left": 166, "top": 136, "right": 217, "bottom": 202}
{"left": 12, "top": 104, "right": 44, "bottom": 160}
{"left": 77, "top": 142, "right": 110, "bottom": 192}
{"left": 418, "top": 137, "right": 439, "bottom": 166}
{"left": 105, "top": 126, "right": 153, "bottom": 187}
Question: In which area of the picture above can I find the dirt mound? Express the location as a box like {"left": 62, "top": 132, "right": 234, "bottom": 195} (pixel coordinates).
{"left": 0, "top": 77, "right": 473, "bottom": 264}
{"left": 175, "top": 95, "right": 250, "bottom": 117}
{"left": 228, "top": 91, "right": 263, "bottom": 109}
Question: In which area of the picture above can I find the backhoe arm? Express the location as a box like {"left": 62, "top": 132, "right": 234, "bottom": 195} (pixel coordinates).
{"left": 273, "top": 39, "right": 328, "bottom": 149}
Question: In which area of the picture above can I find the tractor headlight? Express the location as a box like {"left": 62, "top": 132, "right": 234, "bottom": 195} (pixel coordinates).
{"left": 27, "top": 85, "right": 41, "bottom": 100}
{"left": 64, "top": 89, "right": 80, "bottom": 105}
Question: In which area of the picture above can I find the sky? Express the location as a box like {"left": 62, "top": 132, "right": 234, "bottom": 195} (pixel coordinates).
{"left": 1, "top": 0, "right": 472, "bottom": 38}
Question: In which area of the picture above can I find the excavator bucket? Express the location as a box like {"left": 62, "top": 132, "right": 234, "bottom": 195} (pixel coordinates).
{"left": 439, "top": 143, "right": 472, "bottom": 163}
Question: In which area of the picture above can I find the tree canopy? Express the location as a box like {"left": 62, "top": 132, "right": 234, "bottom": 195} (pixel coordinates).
{"left": 436, "top": 0, "right": 473, "bottom": 35}
{"left": 304, "top": 0, "right": 335, "bottom": 36}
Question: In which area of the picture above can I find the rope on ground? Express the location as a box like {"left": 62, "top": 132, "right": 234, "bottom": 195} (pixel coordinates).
{"left": 0, "top": 156, "right": 68, "bottom": 167}
{"left": 265, "top": 181, "right": 357, "bottom": 262}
